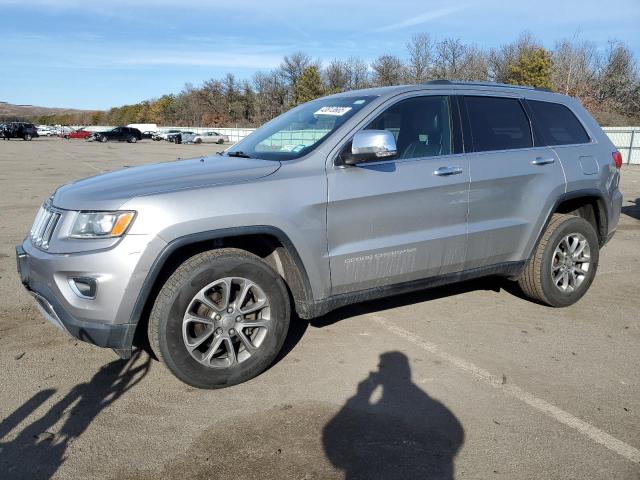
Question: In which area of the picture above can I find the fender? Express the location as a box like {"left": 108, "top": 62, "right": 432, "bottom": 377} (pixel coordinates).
{"left": 126, "top": 226, "right": 314, "bottom": 330}
{"left": 526, "top": 188, "right": 609, "bottom": 264}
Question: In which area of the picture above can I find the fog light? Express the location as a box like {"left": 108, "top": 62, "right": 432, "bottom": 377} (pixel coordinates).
{"left": 69, "top": 277, "right": 97, "bottom": 299}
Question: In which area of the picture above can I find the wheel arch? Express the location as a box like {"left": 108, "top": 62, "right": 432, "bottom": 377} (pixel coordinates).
{"left": 527, "top": 189, "right": 609, "bottom": 265}
{"left": 128, "top": 226, "right": 313, "bottom": 348}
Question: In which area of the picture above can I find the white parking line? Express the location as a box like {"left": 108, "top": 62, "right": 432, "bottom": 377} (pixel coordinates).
{"left": 369, "top": 314, "right": 640, "bottom": 465}
{"left": 83, "top": 161, "right": 102, "bottom": 173}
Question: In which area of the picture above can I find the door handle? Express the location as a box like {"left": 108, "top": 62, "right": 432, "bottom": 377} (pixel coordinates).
{"left": 433, "top": 166, "right": 463, "bottom": 176}
{"left": 531, "top": 157, "right": 555, "bottom": 166}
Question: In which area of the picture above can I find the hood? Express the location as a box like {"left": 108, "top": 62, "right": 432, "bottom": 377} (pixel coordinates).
{"left": 53, "top": 155, "right": 281, "bottom": 210}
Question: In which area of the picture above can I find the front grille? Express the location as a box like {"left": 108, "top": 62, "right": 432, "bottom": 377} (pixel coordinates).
{"left": 30, "top": 203, "right": 61, "bottom": 250}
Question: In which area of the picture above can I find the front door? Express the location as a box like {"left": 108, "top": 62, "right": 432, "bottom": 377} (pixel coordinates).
{"left": 326, "top": 95, "right": 469, "bottom": 295}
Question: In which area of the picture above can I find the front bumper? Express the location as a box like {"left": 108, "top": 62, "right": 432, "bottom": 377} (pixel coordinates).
{"left": 16, "top": 233, "right": 164, "bottom": 355}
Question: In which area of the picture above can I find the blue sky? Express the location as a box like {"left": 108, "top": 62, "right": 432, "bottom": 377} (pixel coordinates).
{"left": 1, "top": 0, "right": 639, "bottom": 110}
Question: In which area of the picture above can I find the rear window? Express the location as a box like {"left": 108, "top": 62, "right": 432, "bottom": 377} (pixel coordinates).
{"left": 528, "top": 100, "right": 590, "bottom": 146}
{"left": 465, "top": 96, "right": 533, "bottom": 152}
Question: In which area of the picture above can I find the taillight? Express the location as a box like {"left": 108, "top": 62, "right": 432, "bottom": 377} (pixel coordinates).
{"left": 612, "top": 151, "right": 623, "bottom": 169}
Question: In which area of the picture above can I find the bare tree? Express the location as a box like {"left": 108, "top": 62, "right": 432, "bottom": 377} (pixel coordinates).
{"left": 345, "top": 57, "right": 370, "bottom": 90}
{"left": 371, "top": 55, "right": 405, "bottom": 86}
{"left": 432, "top": 38, "right": 468, "bottom": 80}
{"left": 325, "top": 59, "right": 351, "bottom": 92}
{"left": 552, "top": 39, "right": 599, "bottom": 101}
{"left": 406, "top": 33, "right": 434, "bottom": 83}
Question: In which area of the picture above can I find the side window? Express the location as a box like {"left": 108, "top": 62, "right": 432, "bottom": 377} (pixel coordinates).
{"left": 365, "top": 96, "right": 453, "bottom": 159}
{"left": 528, "top": 100, "right": 590, "bottom": 145}
{"left": 464, "top": 96, "right": 533, "bottom": 152}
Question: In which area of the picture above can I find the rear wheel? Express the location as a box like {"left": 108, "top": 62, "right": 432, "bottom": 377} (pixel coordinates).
{"left": 217, "top": 139, "right": 224, "bottom": 144}
{"left": 24, "top": 134, "right": 32, "bottom": 141}
{"left": 148, "top": 248, "right": 291, "bottom": 389}
{"left": 128, "top": 135, "right": 137, "bottom": 143}
{"left": 518, "top": 214, "right": 599, "bottom": 307}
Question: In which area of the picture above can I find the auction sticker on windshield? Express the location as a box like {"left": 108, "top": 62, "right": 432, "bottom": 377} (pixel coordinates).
{"left": 314, "top": 106, "right": 352, "bottom": 116}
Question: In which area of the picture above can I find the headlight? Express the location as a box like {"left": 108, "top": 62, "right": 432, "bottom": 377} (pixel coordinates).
{"left": 70, "top": 211, "right": 135, "bottom": 238}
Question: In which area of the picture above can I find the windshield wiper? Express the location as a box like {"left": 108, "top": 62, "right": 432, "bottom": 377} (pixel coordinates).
{"left": 226, "top": 150, "right": 252, "bottom": 158}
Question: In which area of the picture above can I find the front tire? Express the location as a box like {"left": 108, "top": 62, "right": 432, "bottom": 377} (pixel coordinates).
{"left": 128, "top": 135, "right": 137, "bottom": 143}
{"left": 518, "top": 214, "right": 599, "bottom": 307}
{"left": 148, "top": 248, "right": 291, "bottom": 389}
{"left": 100, "top": 135, "right": 108, "bottom": 143}
{"left": 24, "top": 134, "right": 32, "bottom": 141}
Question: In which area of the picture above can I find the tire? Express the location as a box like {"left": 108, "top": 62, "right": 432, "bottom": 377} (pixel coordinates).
{"left": 194, "top": 138, "right": 202, "bottom": 144}
{"left": 217, "top": 139, "right": 224, "bottom": 144}
{"left": 128, "top": 135, "right": 137, "bottom": 143}
{"left": 100, "top": 135, "right": 108, "bottom": 143}
{"left": 518, "top": 214, "right": 599, "bottom": 307}
{"left": 148, "top": 248, "right": 291, "bottom": 389}
{"left": 24, "top": 134, "right": 32, "bottom": 141}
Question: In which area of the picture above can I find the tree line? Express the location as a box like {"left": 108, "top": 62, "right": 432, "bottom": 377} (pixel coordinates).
{"left": 26, "top": 32, "right": 640, "bottom": 127}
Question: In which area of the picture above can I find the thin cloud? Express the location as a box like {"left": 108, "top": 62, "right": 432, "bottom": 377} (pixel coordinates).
{"left": 376, "top": 6, "right": 462, "bottom": 32}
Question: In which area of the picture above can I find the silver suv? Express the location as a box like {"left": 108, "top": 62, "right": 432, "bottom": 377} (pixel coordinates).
{"left": 16, "top": 81, "right": 623, "bottom": 389}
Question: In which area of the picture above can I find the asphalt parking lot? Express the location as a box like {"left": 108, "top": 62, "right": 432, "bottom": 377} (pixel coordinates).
{"left": 0, "top": 138, "right": 639, "bottom": 479}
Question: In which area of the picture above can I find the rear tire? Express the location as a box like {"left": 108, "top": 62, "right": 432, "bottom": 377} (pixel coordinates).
{"left": 24, "top": 134, "right": 32, "bottom": 141}
{"left": 518, "top": 214, "right": 599, "bottom": 307}
{"left": 148, "top": 248, "right": 291, "bottom": 389}
{"left": 128, "top": 136, "right": 137, "bottom": 143}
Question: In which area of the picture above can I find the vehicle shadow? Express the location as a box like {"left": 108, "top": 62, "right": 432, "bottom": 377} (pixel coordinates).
{"left": 323, "top": 351, "right": 464, "bottom": 479}
{"left": 0, "top": 350, "right": 151, "bottom": 480}
{"left": 621, "top": 197, "right": 640, "bottom": 221}
{"left": 311, "top": 275, "right": 519, "bottom": 328}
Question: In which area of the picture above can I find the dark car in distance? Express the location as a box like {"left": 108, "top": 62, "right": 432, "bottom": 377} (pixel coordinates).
{"left": 1, "top": 122, "right": 39, "bottom": 141}
{"left": 95, "top": 127, "right": 143, "bottom": 143}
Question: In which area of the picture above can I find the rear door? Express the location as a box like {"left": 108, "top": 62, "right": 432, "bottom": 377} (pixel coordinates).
{"left": 525, "top": 99, "right": 598, "bottom": 190}
{"left": 326, "top": 94, "right": 469, "bottom": 295}
{"left": 461, "top": 94, "right": 566, "bottom": 269}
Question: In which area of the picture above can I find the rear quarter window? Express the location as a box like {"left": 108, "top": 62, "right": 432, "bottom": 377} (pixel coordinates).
{"left": 527, "top": 100, "right": 590, "bottom": 146}
{"left": 464, "top": 96, "right": 533, "bottom": 152}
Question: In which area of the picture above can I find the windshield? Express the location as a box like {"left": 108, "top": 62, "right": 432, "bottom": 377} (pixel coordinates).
{"left": 228, "top": 95, "right": 376, "bottom": 160}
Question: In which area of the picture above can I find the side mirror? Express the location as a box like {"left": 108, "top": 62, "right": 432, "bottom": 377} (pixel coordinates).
{"left": 344, "top": 130, "right": 398, "bottom": 165}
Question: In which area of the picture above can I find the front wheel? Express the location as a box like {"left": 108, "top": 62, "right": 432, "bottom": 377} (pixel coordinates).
{"left": 100, "top": 135, "right": 108, "bottom": 143}
{"left": 128, "top": 135, "right": 137, "bottom": 143}
{"left": 24, "top": 134, "right": 32, "bottom": 141}
{"left": 148, "top": 248, "right": 291, "bottom": 389}
{"left": 518, "top": 214, "right": 599, "bottom": 307}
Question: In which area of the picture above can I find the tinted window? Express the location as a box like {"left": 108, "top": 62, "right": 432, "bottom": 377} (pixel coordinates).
{"left": 528, "top": 100, "right": 590, "bottom": 145}
{"left": 365, "top": 96, "right": 453, "bottom": 159}
{"left": 465, "top": 96, "right": 532, "bottom": 152}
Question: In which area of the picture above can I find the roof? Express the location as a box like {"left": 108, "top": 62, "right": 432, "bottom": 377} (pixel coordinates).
{"left": 326, "top": 80, "right": 567, "bottom": 103}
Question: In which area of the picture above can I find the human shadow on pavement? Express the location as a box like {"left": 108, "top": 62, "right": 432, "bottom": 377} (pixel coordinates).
{"left": 0, "top": 350, "right": 151, "bottom": 480}
{"left": 323, "top": 351, "right": 464, "bottom": 480}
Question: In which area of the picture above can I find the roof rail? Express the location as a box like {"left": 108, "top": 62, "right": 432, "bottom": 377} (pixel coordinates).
{"left": 423, "top": 80, "right": 554, "bottom": 93}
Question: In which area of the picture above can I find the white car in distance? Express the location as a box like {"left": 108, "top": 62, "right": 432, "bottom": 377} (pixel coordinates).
{"left": 192, "top": 131, "right": 229, "bottom": 144}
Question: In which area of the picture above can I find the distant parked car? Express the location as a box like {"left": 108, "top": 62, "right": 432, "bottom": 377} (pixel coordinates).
{"left": 94, "top": 127, "right": 142, "bottom": 143}
{"left": 154, "top": 129, "right": 182, "bottom": 141}
{"left": 192, "top": 131, "right": 229, "bottom": 144}
{"left": 64, "top": 129, "right": 93, "bottom": 139}
{"left": 141, "top": 131, "right": 155, "bottom": 140}
{"left": 168, "top": 131, "right": 195, "bottom": 144}
{"left": 1, "top": 122, "right": 39, "bottom": 140}
{"left": 37, "top": 127, "right": 56, "bottom": 137}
